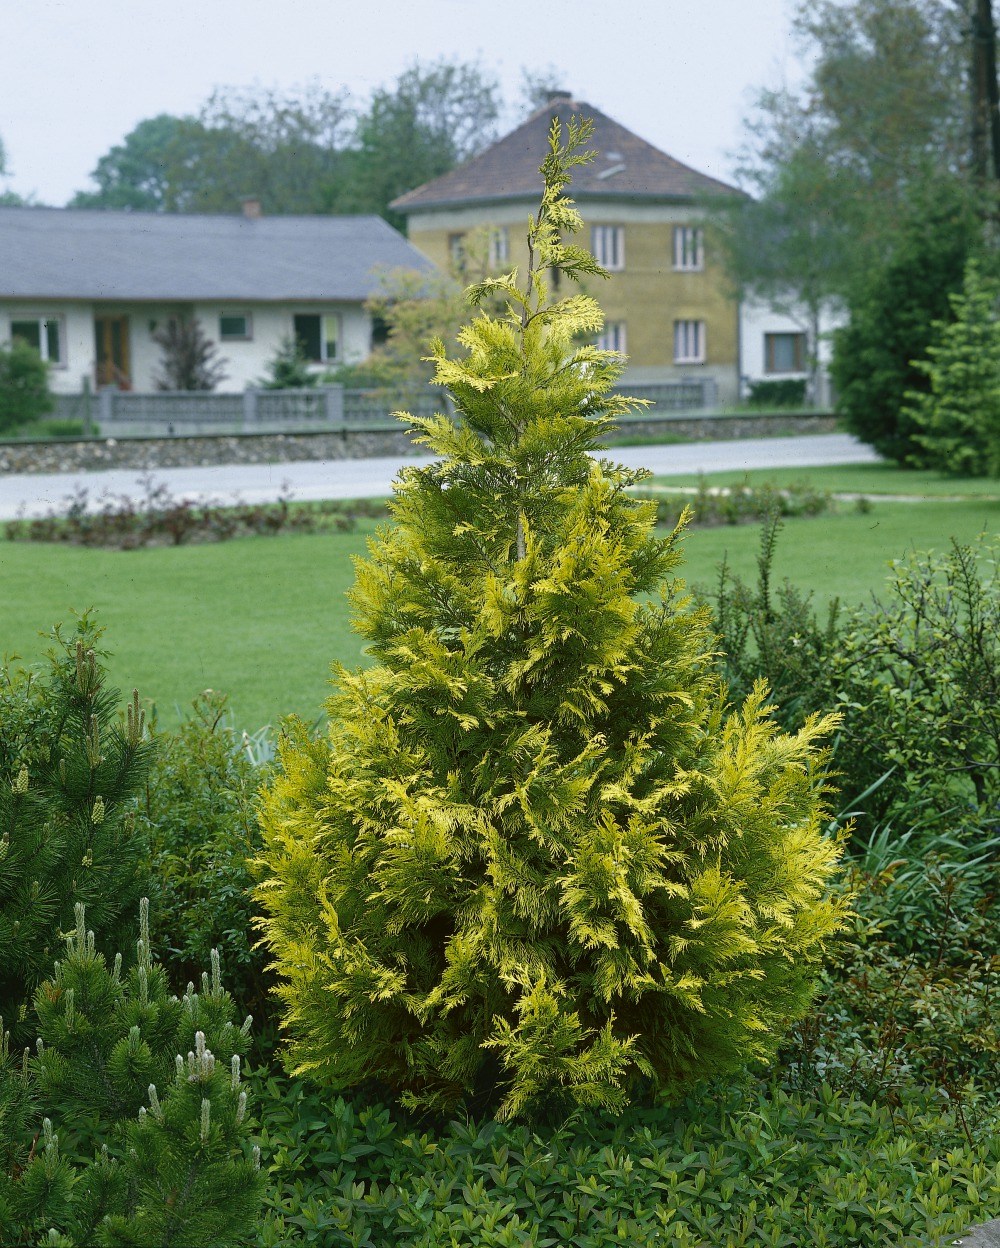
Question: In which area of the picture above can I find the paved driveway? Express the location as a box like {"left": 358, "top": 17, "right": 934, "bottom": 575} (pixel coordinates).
{"left": 0, "top": 433, "right": 880, "bottom": 521}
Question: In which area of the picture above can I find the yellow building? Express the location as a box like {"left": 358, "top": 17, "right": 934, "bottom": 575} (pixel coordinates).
{"left": 391, "top": 93, "right": 743, "bottom": 406}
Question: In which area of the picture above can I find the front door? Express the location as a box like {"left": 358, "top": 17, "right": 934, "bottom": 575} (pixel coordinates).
{"left": 94, "top": 316, "right": 131, "bottom": 389}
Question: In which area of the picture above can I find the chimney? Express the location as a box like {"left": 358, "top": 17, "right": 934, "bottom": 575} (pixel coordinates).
{"left": 240, "top": 197, "right": 262, "bottom": 220}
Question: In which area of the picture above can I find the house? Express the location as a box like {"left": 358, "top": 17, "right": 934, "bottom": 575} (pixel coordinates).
{"left": 0, "top": 204, "right": 435, "bottom": 394}
{"left": 739, "top": 296, "right": 846, "bottom": 408}
{"left": 391, "top": 93, "right": 745, "bottom": 406}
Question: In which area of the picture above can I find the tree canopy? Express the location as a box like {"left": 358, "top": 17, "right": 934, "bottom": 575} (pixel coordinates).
{"left": 70, "top": 60, "right": 503, "bottom": 222}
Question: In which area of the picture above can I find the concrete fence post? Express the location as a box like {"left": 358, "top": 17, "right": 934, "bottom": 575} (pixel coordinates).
{"left": 324, "top": 384, "right": 344, "bottom": 425}
{"left": 98, "top": 388, "right": 115, "bottom": 429}
{"left": 244, "top": 388, "right": 258, "bottom": 431}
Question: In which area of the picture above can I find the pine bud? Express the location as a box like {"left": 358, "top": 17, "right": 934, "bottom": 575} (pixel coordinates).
{"left": 91, "top": 796, "right": 105, "bottom": 825}
{"left": 148, "top": 1083, "right": 162, "bottom": 1120}
{"left": 127, "top": 688, "right": 145, "bottom": 746}
{"left": 236, "top": 1090, "right": 247, "bottom": 1123}
{"left": 200, "top": 1097, "right": 211, "bottom": 1142}
{"left": 231, "top": 1054, "right": 241, "bottom": 1089}
{"left": 0, "top": 832, "right": 9, "bottom": 864}
{"left": 81, "top": 849, "right": 93, "bottom": 868}
{"left": 13, "top": 765, "right": 28, "bottom": 795}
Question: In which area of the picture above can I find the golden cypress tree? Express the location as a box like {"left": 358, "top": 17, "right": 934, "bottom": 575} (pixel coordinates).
{"left": 254, "top": 117, "right": 847, "bottom": 1120}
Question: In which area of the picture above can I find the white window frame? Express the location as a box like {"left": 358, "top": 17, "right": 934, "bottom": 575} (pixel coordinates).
{"left": 592, "top": 225, "right": 625, "bottom": 271}
{"left": 596, "top": 321, "right": 627, "bottom": 354}
{"left": 673, "top": 320, "right": 706, "bottom": 364}
{"left": 293, "top": 312, "right": 341, "bottom": 364}
{"left": 9, "top": 315, "right": 66, "bottom": 367}
{"left": 672, "top": 226, "right": 704, "bottom": 272}
{"left": 219, "top": 311, "right": 253, "bottom": 342}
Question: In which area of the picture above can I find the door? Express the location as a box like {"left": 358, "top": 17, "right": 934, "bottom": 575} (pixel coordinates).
{"left": 94, "top": 316, "right": 131, "bottom": 389}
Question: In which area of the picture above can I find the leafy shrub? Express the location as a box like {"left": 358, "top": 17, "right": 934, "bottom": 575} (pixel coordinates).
{"left": 746, "top": 378, "right": 807, "bottom": 408}
{"left": 143, "top": 691, "right": 279, "bottom": 1060}
{"left": 634, "top": 477, "right": 831, "bottom": 532}
{"left": 0, "top": 336, "right": 54, "bottom": 435}
{"left": 254, "top": 118, "right": 846, "bottom": 1121}
{"left": 905, "top": 258, "right": 1000, "bottom": 476}
{"left": 0, "top": 900, "right": 262, "bottom": 1246}
{"left": 0, "top": 614, "right": 153, "bottom": 1041}
{"left": 707, "top": 523, "right": 1000, "bottom": 833}
{"left": 4, "top": 475, "right": 385, "bottom": 547}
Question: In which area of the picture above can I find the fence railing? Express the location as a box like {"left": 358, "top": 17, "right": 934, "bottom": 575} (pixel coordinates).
{"left": 49, "top": 378, "right": 717, "bottom": 438}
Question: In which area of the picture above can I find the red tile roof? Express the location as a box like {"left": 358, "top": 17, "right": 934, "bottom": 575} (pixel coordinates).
{"left": 391, "top": 96, "right": 741, "bottom": 213}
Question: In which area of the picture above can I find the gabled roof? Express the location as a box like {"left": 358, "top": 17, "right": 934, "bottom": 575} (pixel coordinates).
{"left": 391, "top": 96, "right": 741, "bottom": 213}
{"left": 0, "top": 207, "right": 435, "bottom": 301}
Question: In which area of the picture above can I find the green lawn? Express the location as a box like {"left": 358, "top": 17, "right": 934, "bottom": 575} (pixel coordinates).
{"left": 3, "top": 498, "right": 998, "bottom": 731}
{"left": 648, "top": 461, "right": 1000, "bottom": 497}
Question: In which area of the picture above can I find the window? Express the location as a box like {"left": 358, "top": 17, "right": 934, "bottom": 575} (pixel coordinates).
{"left": 764, "top": 332, "right": 806, "bottom": 373}
{"left": 673, "top": 320, "right": 706, "bottom": 364}
{"left": 293, "top": 313, "right": 340, "bottom": 363}
{"left": 11, "top": 316, "right": 64, "bottom": 366}
{"left": 219, "top": 312, "right": 252, "bottom": 341}
{"left": 488, "top": 227, "right": 509, "bottom": 267}
{"left": 592, "top": 225, "right": 625, "bottom": 270}
{"left": 597, "top": 321, "right": 627, "bottom": 354}
{"left": 673, "top": 226, "right": 704, "bottom": 271}
{"left": 448, "top": 232, "right": 466, "bottom": 268}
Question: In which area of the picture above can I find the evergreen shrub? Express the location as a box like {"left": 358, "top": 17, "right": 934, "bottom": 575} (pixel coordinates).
{"left": 905, "top": 259, "right": 1000, "bottom": 476}
{"left": 0, "top": 900, "right": 263, "bottom": 1246}
{"left": 254, "top": 118, "right": 846, "bottom": 1119}
{"left": 0, "top": 615, "right": 153, "bottom": 1040}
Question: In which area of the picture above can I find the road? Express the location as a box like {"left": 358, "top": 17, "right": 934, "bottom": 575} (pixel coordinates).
{"left": 0, "top": 433, "right": 881, "bottom": 521}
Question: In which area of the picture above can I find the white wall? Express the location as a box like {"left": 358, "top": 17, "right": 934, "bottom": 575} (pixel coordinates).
{"left": 739, "top": 296, "right": 846, "bottom": 407}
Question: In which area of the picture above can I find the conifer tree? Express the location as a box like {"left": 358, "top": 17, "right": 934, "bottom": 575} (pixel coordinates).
{"left": 0, "top": 616, "right": 153, "bottom": 1042}
{"left": 0, "top": 900, "right": 262, "bottom": 1246}
{"left": 905, "top": 258, "right": 1000, "bottom": 476}
{"left": 254, "top": 117, "right": 846, "bottom": 1120}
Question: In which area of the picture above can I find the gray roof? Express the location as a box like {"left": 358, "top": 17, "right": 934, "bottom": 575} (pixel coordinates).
{"left": 0, "top": 207, "right": 435, "bottom": 302}
{"left": 392, "top": 97, "right": 741, "bottom": 213}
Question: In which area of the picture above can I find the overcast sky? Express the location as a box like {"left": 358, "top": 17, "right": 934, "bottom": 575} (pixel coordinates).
{"left": 2, "top": 0, "right": 806, "bottom": 208}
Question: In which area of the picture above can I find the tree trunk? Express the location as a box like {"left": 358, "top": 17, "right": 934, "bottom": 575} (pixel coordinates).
{"left": 971, "top": 0, "right": 1000, "bottom": 183}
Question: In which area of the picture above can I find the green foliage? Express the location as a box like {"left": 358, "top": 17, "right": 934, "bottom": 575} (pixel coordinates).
{"left": 746, "top": 378, "right": 808, "bottom": 408}
{"left": 0, "top": 336, "right": 54, "bottom": 435}
{"left": 337, "top": 60, "right": 501, "bottom": 231}
{"left": 152, "top": 317, "right": 227, "bottom": 391}
{"left": 69, "top": 64, "right": 499, "bottom": 222}
{"left": 905, "top": 259, "right": 1000, "bottom": 476}
{"left": 0, "top": 615, "right": 153, "bottom": 1042}
{"left": 143, "top": 691, "right": 278, "bottom": 1059}
{"left": 830, "top": 180, "right": 980, "bottom": 463}
{"left": 258, "top": 335, "right": 318, "bottom": 390}
{"left": 0, "top": 900, "right": 263, "bottom": 1246}
{"left": 707, "top": 522, "right": 1000, "bottom": 834}
{"left": 254, "top": 117, "right": 846, "bottom": 1121}
{"left": 252, "top": 1074, "right": 999, "bottom": 1247}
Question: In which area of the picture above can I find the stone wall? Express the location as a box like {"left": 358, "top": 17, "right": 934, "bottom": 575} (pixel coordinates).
{"left": 0, "top": 412, "right": 837, "bottom": 476}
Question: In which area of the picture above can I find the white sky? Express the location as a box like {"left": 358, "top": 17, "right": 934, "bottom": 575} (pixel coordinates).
{"left": 2, "top": 0, "right": 806, "bottom": 207}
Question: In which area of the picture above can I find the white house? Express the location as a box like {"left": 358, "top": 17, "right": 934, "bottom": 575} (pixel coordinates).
{"left": 739, "top": 296, "right": 846, "bottom": 408}
{"left": 0, "top": 204, "right": 435, "bottom": 394}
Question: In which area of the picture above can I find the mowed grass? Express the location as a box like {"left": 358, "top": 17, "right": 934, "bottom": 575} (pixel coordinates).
{"left": 3, "top": 497, "right": 998, "bottom": 731}
{"left": 648, "top": 461, "right": 1000, "bottom": 498}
